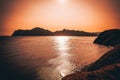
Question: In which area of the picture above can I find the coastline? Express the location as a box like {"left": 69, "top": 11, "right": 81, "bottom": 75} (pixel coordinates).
{"left": 62, "top": 29, "right": 120, "bottom": 80}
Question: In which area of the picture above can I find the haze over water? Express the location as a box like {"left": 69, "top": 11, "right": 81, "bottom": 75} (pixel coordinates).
{"left": 0, "top": 36, "right": 111, "bottom": 80}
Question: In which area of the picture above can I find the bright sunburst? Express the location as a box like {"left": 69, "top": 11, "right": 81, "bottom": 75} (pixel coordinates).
{"left": 57, "top": 0, "right": 68, "bottom": 4}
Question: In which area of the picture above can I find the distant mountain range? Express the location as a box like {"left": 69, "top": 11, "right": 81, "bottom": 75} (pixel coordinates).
{"left": 12, "top": 27, "right": 99, "bottom": 36}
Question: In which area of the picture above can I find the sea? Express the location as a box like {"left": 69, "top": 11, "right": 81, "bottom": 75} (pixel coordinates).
{"left": 0, "top": 36, "right": 111, "bottom": 80}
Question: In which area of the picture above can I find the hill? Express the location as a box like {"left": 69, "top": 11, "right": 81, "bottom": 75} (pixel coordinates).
{"left": 12, "top": 27, "right": 98, "bottom": 36}
{"left": 12, "top": 27, "right": 53, "bottom": 36}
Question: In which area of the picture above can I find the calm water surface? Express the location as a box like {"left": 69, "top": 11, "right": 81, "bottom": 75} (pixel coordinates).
{"left": 0, "top": 36, "right": 111, "bottom": 80}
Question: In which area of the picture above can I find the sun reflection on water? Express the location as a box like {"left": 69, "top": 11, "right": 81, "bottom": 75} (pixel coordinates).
{"left": 49, "top": 36, "right": 75, "bottom": 78}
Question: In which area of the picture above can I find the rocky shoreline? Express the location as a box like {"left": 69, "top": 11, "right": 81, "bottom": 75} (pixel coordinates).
{"left": 62, "top": 29, "right": 120, "bottom": 80}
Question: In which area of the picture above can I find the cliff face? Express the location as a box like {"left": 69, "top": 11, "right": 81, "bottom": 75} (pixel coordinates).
{"left": 62, "top": 29, "right": 120, "bottom": 80}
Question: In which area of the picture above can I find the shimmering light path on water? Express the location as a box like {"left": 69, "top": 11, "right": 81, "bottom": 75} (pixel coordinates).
{"left": 49, "top": 37, "right": 75, "bottom": 77}
{"left": 0, "top": 36, "right": 111, "bottom": 80}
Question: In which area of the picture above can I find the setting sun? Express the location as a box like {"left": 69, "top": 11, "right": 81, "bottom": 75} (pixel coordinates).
{"left": 57, "top": 0, "right": 68, "bottom": 4}
{"left": 0, "top": 0, "right": 119, "bottom": 36}
{"left": 0, "top": 0, "right": 120, "bottom": 80}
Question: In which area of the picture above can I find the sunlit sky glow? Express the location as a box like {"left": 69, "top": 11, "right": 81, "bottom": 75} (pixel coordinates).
{"left": 0, "top": 0, "right": 120, "bottom": 36}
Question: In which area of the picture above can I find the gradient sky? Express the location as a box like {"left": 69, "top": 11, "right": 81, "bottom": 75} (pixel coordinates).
{"left": 0, "top": 0, "right": 120, "bottom": 36}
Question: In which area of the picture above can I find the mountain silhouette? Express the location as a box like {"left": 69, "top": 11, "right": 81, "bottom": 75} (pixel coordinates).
{"left": 12, "top": 27, "right": 99, "bottom": 36}
{"left": 12, "top": 27, "right": 53, "bottom": 36}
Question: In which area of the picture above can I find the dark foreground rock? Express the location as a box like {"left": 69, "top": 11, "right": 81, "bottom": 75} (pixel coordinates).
{"left": 62, "top": 29, "right": 120, "bottom": 80}
{"left": 63, "top": 64, "right": 120, "bottom": 80}
{"left": 87, "top": 46, "right": 120, "bottom": 71}
{"left": 94, "top": 29, "right": 120, "bottom": 46}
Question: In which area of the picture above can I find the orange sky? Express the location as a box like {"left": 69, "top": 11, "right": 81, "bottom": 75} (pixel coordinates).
{"left": 0, "top": 0, "right": 120, "bottom": 36}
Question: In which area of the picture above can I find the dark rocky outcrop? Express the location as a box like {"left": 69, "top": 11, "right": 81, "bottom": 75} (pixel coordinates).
{"left": 12, "top": 27, "right": 98, "bottom": 36}
{"left": 63, "top": 64, "right": 120, "bottom": 80}
{"left": 87, "top": 46, "right": 120, "bottom": 71}
{"left": 94, "top": 29, "right": 120, "bottom": 46}
{"left": 62, "top": 29, "right": 120, "bottom": 80}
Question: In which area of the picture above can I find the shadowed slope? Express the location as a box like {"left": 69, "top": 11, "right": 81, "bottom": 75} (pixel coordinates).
{"left": 62, "top": 29, "right": 120, "bottom": 80}
{"left": 94, "top": 29, "right": 120, "bottom": 46}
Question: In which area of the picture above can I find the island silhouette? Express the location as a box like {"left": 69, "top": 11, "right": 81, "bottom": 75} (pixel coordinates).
{"left": 1, "top": 28, "right": 120, "bottom": 80}
{"left": 12, "top": 27, "right": 99, "bottom": 36}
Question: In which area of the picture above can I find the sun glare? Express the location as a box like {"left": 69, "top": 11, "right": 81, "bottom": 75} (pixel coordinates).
{"left": 57, "top": 0, "right": 68, "bottom": 4}
{"left": 1, "top": 0, "right": 118, "bottom": 36}
{"left": 50, "top": 36, "right": 75, "bottom": 77}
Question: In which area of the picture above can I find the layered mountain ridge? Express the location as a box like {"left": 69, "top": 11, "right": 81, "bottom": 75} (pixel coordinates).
{"left": 12, "top": 27, "right": 99, "bottom": 36}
